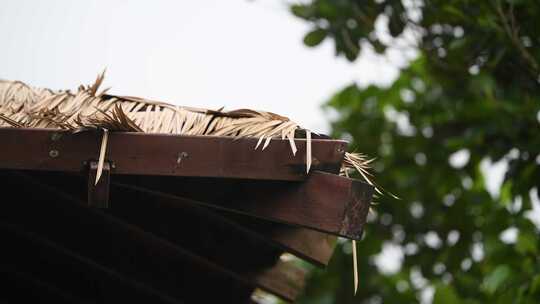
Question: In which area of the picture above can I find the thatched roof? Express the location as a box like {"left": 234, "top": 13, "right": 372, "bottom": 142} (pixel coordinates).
{"left": 0, "top": 73, "right": 377, "bottom": 187}
{"left": 0, "top": 74, "right": 301, "bottom": 146}
{"left": 0, "top": 74, "right": 380, "bottom": 299}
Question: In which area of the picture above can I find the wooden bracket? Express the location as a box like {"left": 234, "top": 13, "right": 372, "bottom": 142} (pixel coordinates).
{"left": 88, "top": 161, "right": 110, "bottom": 208}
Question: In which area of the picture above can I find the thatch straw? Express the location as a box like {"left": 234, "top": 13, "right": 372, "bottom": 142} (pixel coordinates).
{"left": 0, "top": 73, "right": 375, "bottom": 182}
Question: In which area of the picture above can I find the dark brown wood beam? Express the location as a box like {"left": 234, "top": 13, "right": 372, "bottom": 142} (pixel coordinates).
{"left": 111, "top": 180, "right": 335, "bottom": 267}
{"left": 24, "top": 171, "right": 307, "bottom": 302}
{"left": 253, "top": 260, "right": 307, "bottom": 301}
{"left": 2, "top": 170, "right": 310, "bottom": 302}
{"left": 87, "top": 161, "right": 110, "bottom": 208}
{"left": 0, "top": 268, "right": 85, "bottom": 304}
{"left": 0, "top": 222, "right": 181, "bottom": 304}
{"left": 0, "top": 171, "right": 258, "bottom": 303}
{"left": 3, "top": 223, "right": 303, "bottom": 304}
{"left": 22, "top": 169, "right": 342, "bottom": 266}
{"left": 212, "top": 211, "right": 336, "bottom": 267}
{"left": 264, "top": 225, "right": 336, "bottom": 267}
{"left": 115, "top": 171, "right": 373, "bottom": 240}
{"left": 0, "top": 127, "right": 346, "bottom": 181}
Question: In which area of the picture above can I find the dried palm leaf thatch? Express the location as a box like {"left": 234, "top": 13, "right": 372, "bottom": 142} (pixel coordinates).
{"left": 341, "top": 152, "right": 379, "bottom": 193}
{"left": 0, "top": 74, "right": 377, "bottom": 182}
{"left": 0, "top": 77, "right": 302, "bottom": 151}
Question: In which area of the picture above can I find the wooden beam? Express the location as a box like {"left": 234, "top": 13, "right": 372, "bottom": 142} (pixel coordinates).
{"left": 115, "top": 171, "right": 373, "bottom": 240}
{"left": 0, "top": 171, "right": 259, "bottom": 303}
{"left": 3, "top": 226, "right": 306, "bottom": 303}
{"left": 253, "top": 260, "right": 307, "bottom": 301}
{"left": 266, "top": 226, "right": 336, "bottom": 267}
{"left": 111, "top": 180, "right": 334, "bottom": 267}
{"left": 214, "top": 211, "right": 336, "bottom": 267}
{"left": 0, "top": 267, "right": 84, "bottom": 304}
{"left": 0, "top": 222, "right": 181, "bottom": 304}
{"left": 1, "top": 171, "right": 310, "bottom": 302}
{"left": 20, "top": 170, "right": 340, "bottom": 266}
{"left": 18, "top": 171, "right": 307, "bottom": 302}
{"left": 0, "top": 127, "right": 346, "bottom": 181}
{"left": 87, "top": 161, "right": 110, "bottom": 208}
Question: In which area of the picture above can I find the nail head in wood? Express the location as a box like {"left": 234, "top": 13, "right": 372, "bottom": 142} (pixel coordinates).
{"left": 49, "top": 150, "right": 59, "bottom": 158}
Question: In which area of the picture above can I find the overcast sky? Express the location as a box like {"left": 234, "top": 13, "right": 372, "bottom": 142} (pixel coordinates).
{"left": 0, "top": 0, "right": 401, "bottom": 133}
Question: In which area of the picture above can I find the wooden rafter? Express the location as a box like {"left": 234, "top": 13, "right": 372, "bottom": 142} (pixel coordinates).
{"left": 0, "top": 222, "right": 182, "bottom": 304}
{"left": 114, "top": 171, "right": 373, "bottom": 240}
{"left": 20, "top": 169, "right": 335, "bottom": 267}
{"left": 1, "top": 171, "right": 309, "bottom": 302}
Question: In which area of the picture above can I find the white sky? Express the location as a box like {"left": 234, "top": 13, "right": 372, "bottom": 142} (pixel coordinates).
{"left": 0, "top": 0, "right": 400, "bottom": 133}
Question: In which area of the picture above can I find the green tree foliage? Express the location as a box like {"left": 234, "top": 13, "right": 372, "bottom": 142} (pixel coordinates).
{"left": 291, "top": 1, "right": 540, "bottom": 303}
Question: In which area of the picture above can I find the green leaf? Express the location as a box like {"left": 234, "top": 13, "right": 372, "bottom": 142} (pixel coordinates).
{"left": 495, "top": 289, "right": 517, "bottom": 304}
{"left": 434, "top": 283, "right": 461, "bottom": 304}
{"left": 449, "top": 38, "right": 467, "bottom": 50}
{"left": 499, "top": 181, "right": 513, "bottom": 207}
{"left": 506, "top": 0, "right": 527, "bottom": 5}
{"left": 443, "top": 5, "right": 466, "bottom": 19}
{"left": 291, "top": 5, "right": 313, "bottom": 19}
{"left": 516, "top": 231, "right": 538, "bottom": 255}
{"left": 530, "top": 275, "right": 540, "bottom": 295}
{"left": 303, "top": 29, "right": 327, "bottom": 47}
{"left": 482, "top": 265, "right": 512, "bottom": 295}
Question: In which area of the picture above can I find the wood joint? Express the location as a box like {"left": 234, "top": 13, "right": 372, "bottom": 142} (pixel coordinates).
{"left": 87, "top": 161, "right": 111, "bottom": 208}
